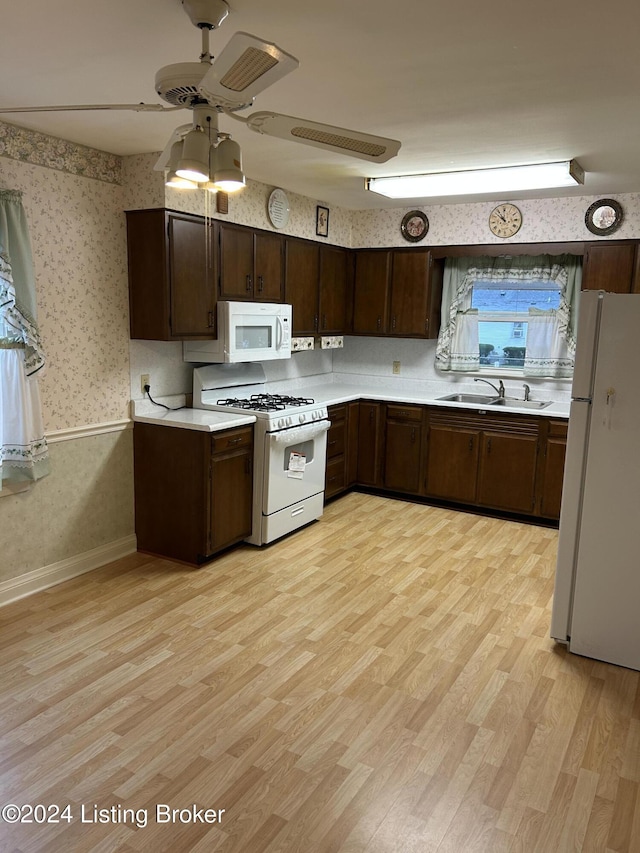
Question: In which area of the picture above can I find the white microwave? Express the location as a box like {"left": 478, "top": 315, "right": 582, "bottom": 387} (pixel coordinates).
{"left": 183, "top": 301, "right": 292, "bottom": 364}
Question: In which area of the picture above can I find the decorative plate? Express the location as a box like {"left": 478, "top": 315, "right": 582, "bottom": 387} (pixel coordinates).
{"left": 267, "top": 188, "right": 290, "bottom": 229}
{"left": 400, "top": 210, "right": 429, "bottom": 242}
{"left": 585, "top": 199, "right": 623, "bottom": 236}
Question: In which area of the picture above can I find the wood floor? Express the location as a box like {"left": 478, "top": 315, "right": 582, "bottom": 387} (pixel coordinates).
{"left": 1, "top": 492, "right": 639, "bottom": 853}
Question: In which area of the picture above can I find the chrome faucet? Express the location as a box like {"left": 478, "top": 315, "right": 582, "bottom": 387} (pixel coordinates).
{"left": 474, "top": 377, "right": 505, "bottom": 398}
{"left": 523, "top": 384, "right": 531, "bottom": 401}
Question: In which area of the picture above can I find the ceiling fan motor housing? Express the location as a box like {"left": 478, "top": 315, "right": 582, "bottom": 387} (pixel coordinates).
{"left": 181, "top": 0, "right": 229, "bottom": 29}
{"left": 155, "top": 63, "right": 211, "bottom": 107}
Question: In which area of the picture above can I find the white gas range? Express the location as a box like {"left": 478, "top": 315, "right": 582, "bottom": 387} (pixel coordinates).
{"left": 193, "top": 364, "right": 330, "bottom": 546}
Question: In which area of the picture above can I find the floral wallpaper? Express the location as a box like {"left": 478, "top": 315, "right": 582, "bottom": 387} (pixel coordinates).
{"left": 123, "top": 153, "right": 353, "bottom": 247}
{"left": 0, "top": 156, "right": 130, "bottom": 431}
{"left": 351, "top": 193, "right": 640, "bottom": 248}
{"left": 0, "top": 119, "right": 121, "bottom": 185}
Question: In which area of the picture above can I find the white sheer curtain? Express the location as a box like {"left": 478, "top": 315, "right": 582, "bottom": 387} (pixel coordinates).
{"left": 436, "top": 254, "right": 582, "bottom": 378}
{"left": 0, "top": 190, "right": 49, "bottom": 488}
{"left": 523, "top": 308, "right": 574, "bottom": 377}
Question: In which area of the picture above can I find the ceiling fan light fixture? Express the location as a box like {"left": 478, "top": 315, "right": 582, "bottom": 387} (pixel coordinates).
{"left": 176, "top": 127, "right": 211, "bottom": 183}
{"left": 165, "top": 170, "right": 198, "bottom": 189}
{"left": 366, "top": 159, "right": 585, "bottom": 199}
{"left": 212, "top": 137, "right": 245, "bottom": 192}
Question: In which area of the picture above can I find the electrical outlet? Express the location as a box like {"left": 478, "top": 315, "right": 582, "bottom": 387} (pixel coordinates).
{"left": 140, "top": 373, "right": 150, "bottom": 394}
{"left": 392, "top": 361, "right": 401, "bottom": 375}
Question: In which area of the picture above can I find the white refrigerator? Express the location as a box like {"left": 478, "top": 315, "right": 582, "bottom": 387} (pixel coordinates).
{"left": 551, "top": 290, "right": 640, "bottom": 671}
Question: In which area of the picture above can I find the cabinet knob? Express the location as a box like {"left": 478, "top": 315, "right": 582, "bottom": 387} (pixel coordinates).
{"left": 258, "top": 275, "right": 264, "bottom": 293}
{"left": 208, "top": 310, "right": 215, "bottom": 328}
{"left": 469, "top": 436, "right": 474, "bottom": 451}
{"left": 392, "top": 315, "right": 396, "bottom": 330}
{"left": 376, "top": 317, "right": 381, "bottom": 330}
{"left": 246, "top": 274, "right": 252, "bottom": 292}
{"left": 425, "top": 318, "right": 429, "bottom": 333}
{"left": 314, "top": 314, "right": 319, "bottom": 331}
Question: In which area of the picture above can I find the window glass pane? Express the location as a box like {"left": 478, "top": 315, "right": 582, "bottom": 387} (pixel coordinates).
{"left": 472, "top": 279, "right": 562, "bottom": 369}
{"left": 471, "top": 280, "right": 561, "bottom": 312}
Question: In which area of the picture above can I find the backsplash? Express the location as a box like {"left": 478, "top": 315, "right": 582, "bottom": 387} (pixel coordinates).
{"left": 332, "top": 336, "right": 573, "bottom": 402}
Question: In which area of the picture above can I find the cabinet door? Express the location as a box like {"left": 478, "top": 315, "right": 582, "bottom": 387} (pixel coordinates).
{"left": 285, "top": 238, "right": 320, "bottom": 334}
{"left": 210, "top": 447, "right": 253, "bottom": 550}
{"left": 384, "top": 418, "right": 422, "bottom": 493}
{"left": 133, "top": 423, "right": 209, "bottom": 563}
{"left": 168, "top": 213, "right": 216, "bottom": 337}
{"left": 357, "top": 402, "right": 383, "bottom": 486}
{"left": 219, "top": 222, "right": 254, "bottom": 299}
{"left": 319, "top": 246, "right": 348, "bottom": 333}
{"left": 426, "top": 424, "right": 479, "bottom": 503}
{"left": 352, "top": 251, "right": 390, "bottom": 334}
{"left": 477, "top": 431, "right": 538, "bottom": 513}
{"left": 347, "top": 401, "right": 360, "bottom": 486}
{"left": 254, "top": 231, "right": 284, "bottom": 302}
{"left": 389, "top": 250, "right": 430, "bottom": 337}
{"left": 582, "top": 243, "right": 637, "bottom": 293}
{"left": 539, "top": 422, "right": 567, "bottom": 519}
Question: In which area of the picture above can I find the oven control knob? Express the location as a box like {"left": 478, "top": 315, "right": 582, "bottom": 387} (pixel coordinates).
{"left": 278, "top": 418, "right": 285, "bottom": 428}
{"left": 286, "top": 416, "right": 292, "bottom": 426}
{"left": 299, "top": 414, "right": 305, "bottom": 423}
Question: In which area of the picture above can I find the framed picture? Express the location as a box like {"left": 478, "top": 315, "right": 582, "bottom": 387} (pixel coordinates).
{"left": 316, "top": 205, "right": 329, "bottom": 237}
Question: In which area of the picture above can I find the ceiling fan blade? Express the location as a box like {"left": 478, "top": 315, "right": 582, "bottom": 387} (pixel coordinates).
{"left": 244, "top": 111, "right": 401, "bottom": 163}
{"left": 0, "top": 103, "right": 182, "bottom": 113}
{"left": 153, "top": 123, "right": 193, "bottom": 171}
{"left": 198, "top": 32, "right": 299, "bottom": 108}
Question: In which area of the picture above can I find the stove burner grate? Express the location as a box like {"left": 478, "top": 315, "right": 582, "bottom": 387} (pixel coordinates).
{"left": 216, "top": 393, "right": 315, "bottom": 413}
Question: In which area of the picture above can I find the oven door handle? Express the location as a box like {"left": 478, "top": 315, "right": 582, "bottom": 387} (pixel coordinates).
{"left": 269, "top": 420, "right": 330, "bottom": 444}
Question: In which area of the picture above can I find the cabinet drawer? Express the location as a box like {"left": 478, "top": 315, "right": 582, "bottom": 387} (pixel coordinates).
{"left": 327, "top": 420, "right": 346, "bottom": 459}
{"left": 211, "top": 427, "right": 253, "bottom": 454}
{"left": 547, "top": 419, "right": 568, "bottom": 438}
{"left": 328, "top": 404, "right": 348, "bottom": 421}
{"left": 325, "top": 457, "right": 346, "bottom": 497}
{"left": 386, "top": 404, "right": 423, "bottom": 422}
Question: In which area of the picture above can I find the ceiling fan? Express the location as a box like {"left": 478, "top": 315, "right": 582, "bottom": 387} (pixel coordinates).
{"left": 0, "top": 0, "right": 401, "bottom": 190}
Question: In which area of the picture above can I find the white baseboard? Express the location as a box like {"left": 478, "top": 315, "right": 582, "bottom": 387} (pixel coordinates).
{"left": 0, "top": 535, "right": 138, "bottom": 607}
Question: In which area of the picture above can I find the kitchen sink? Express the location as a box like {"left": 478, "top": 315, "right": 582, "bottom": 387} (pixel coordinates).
{"left": 436, "top": 393, "right": 552, "bottom": 410}
{"left": 436, "top": 393, "right": 498, "bottom": 404}
{"left": 490, "top": 398, "right": 553, "bottom": 409}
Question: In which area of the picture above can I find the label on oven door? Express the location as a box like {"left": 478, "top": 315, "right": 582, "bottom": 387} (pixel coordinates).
{"left": 287, "top": 451, "right": 306, "bottom": 479}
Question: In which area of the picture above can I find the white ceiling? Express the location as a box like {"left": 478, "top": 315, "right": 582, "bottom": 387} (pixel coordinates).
{"left": 2, "top": 0, "right": 640, "bottom": 210}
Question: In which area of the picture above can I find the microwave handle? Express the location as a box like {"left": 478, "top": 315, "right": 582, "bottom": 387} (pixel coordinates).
{"left": 276, "top": 315, "right": 285, "bottom": 350}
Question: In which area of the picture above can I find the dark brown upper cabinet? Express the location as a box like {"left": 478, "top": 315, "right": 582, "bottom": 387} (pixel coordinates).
{"left": 127, "top": 208, "right": 216, "bottom": 341}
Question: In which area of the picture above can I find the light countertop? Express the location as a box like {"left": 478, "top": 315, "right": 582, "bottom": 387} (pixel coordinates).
{"left": 131, "top": 398, "right": 256, "bottom": 432}
{"left": 130, "top": 377, "right": 570, "bottom": 431}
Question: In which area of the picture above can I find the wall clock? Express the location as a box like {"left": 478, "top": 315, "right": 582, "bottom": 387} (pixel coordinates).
{"left": 489, "top": 203, "right": 522, "bottom": 238}
{"left": 400, "top": 210, "right": 429, "bottom": 242}
{"left": 267, "top": 188, "right": 290, "bottom": 229}
{"left": 585, "top": 199, "right": 623, "bottom": 236}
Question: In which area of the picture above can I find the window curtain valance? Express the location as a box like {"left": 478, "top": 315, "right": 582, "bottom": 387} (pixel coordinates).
{"left": 0, "top": 189, "right": 49, "bottom": 487}
{"left": 435, "top": 254, "right": 582, "bottom": 378}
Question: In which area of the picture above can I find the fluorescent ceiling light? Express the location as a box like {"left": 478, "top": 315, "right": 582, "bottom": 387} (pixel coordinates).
{"left": 366, "top": 160, "right": 585, "bottom": 199}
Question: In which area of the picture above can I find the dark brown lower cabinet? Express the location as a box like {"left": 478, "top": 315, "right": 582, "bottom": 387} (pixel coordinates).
{"left": 325, "top": 404, "right": 348, "bottom": 499}
{"left": 539, "top": 419, "right": 568, "bottom": 519}
{"left": 383, "top": 404, "right": 424, "bottom": 493}
{"left": 425, "top": 409, "right": 540, "bottom": 515}
{"left": 134, "top": 422, "right": 253, "bottom": 564}
{"left": 425, "top": 423, "right": 480, "bottom": 504}
{"left": 325, "top": 400, "right": 567, "bottom": 523}
{"left": 477, "top": 429, "right": 539, "bottom": 513}
{"left": 357, "top": 401, "right": 383, "bottom": 487}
